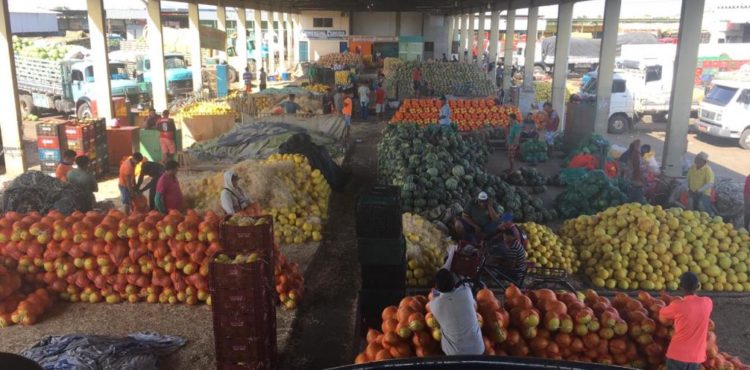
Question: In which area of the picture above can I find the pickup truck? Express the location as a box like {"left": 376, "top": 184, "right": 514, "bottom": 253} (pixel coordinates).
{"left": 580, "top": 58, "right": 700, "bottom": 134}
{"left": 16, "top": 56, "right": 145, "bottom": 118}
{"left": 136, "top": 53, "right": 193, "bottom": 97}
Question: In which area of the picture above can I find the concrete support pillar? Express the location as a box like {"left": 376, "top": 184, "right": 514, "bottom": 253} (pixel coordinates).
{"left": 461, "top": 14, "right": 469, "bottom": 61}
{"left": 276, "top": 12, "right": 285, "bottom": 72}
{"left": 236, "top": 8, "right": 248, "bottom": 73}
{"left": 502, "top": 9, "right": 516, "bottom": 93}
{"left": 188, "top": 3, "right": 202, "bottom": 93}
{"left": 663, "top": 0, "right": 705, "bottom": 177}
{"left": 551, "top": 1, "right": 573, "bottom": 130}
{"left": 447, "top": 16, "right": 455, "bottom": 54}
{"left": 286, "top": 13, "right": 294, "bottom": 69}
{"left": 489, "top": 9, "right": 500, "bottom": 64}
{"left": 523, "top": 6, "right": 539, "bottom": 90}
{"left": 147, "top": 0, "right": 168, "bottom": 111}
{"left": 87, "top": 0, "right": 113, "bottom": 120}
{"left": 477, "top": 11, "right": 486, "bottom": 64}
{"left": 216, "top": 6, "right": 226, "bottom": 61}
{"left": 293, "top": 14, "right": 301, "bottom": 65}
{"left": 0, "top": 0, "right": 26, "bottom": 176}
{"left": 266, "top": 12, "right": 276, "bottom": 75}
{"left": 253, "top": 10, "right": 263, "bottom": 71}
{"left": 468, "top": 13, "right": 476, "bottom": 62}
{"left": 594, "top": 0, "right": 621, "bottom": 134}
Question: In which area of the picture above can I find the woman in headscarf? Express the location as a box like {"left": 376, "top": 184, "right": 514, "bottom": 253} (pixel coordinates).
{"left": 220, "top": 170, "right": 251, "bottom": 215}
{"left": 624, "top": 139, "right": 646, "bottom": 203}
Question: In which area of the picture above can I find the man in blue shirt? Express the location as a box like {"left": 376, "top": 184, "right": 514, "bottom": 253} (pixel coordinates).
{"left": 439, "top": 96, "right": 451, "bottom": 126}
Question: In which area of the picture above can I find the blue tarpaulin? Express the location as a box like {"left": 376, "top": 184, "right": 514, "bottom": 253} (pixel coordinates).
{"left": 21, "top": 332, "right": 185, "bottom": 370}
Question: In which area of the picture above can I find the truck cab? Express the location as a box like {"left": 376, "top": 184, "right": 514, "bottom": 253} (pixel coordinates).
{"left": 697, "top": 80, "right": 750, "bottom": 149}
{"left": 580, "top": 72, "right": 636, "bottom": 134}
{"left": 137, "top": 53, "right": 193, "bottom": 96}
{"left": 69, "top": 61, "right": 144, "bottom": 118}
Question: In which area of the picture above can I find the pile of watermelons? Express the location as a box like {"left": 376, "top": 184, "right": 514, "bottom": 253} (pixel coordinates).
{"left": 378, "top": 124, "right": 556, "bottom": 222}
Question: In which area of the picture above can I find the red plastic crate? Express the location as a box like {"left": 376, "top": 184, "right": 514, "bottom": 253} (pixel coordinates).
{"left": 219, "top": 216, "right": 274, "bottom": 256}
{"left": 36, "top": 121, "right": 70, "bottom": 138}
{"left": 217, "top": 362, "right": 276, "bottom": 370}
{"left": 214, "top": 336, "right": 277, "bottom": 365}
{"left": 65, "top": 124, "right": 94, "bottom": 141}
{"left": 37, "top": 135, "right": 66, "bottom": 150}
{"left": 210, "top": 285, "right": 275, "bottom": 316}
{"left": 212, "top": 308, "right": 275, "bottom": 338}
{"left": 209, "top": 260, "right": 274, "bottom": 292}
{"left": 67, "top": 138, "right": 95, "bottom": 153}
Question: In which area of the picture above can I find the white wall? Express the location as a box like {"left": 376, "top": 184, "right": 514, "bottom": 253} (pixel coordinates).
{"left": 10, "top": 12, "right": 58, "bottom": 34}
{"left": 299, "top": 11, "right": 350, "bottom": 61}
{"left": 352, "top": 12, "right": 397, "bottom": 36}
{"left": 399, "top": 12, "right": 423, "bottom": 36}
{"left": 423, "top": 14, "right": 451, "bottom": 58}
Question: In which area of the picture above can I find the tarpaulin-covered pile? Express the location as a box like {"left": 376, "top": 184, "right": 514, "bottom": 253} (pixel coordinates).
{"left": 21, "top": 332, "right": 185, "bottom": 370}
{"left": 1, "top": 171, "right": 93, "bottom": 214}
{"left": 187, "top": 115, "right": 346, "bottom": 162}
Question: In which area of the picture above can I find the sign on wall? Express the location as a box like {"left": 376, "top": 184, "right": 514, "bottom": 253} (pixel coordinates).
{"left": 303, "top": 29, "right": 347, "bottom": 40}
{"left": 200, "top": 26, "right": 227, "bottom": 50}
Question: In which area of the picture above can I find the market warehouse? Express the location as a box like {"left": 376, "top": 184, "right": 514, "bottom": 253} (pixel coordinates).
{"left": 0, "top": 0, "right": 708, "bottom": 179}
{"left": 0, "top": 0, "right": 736, "bottom": 369}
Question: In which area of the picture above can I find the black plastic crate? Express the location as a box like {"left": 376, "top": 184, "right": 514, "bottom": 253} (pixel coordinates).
{"left": 355, "top": 186, "right": 402, "bottom": 239}
{"left": 361, "top": 257, "right": 406, "bottom": 290}
{"left": 357, "top": 289, "right": 405, "bottom": 336}
{"left": 357, "top": 237, "right": 405, "bottom": 265}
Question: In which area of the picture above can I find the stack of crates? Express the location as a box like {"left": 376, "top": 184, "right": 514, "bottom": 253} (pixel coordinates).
{"left": 92, "top": 119, "right": 109, "bottom": 178}
{"left": 355, "top": 186, "right": 405, "bottom": 332}
{"left": 209, "top": 215, "right": 277, "bottom": 370}
{"left": 36, "top": 122, "right": 69, "bottom": 177}
{"left": 65, "top": 119, "right": 109, "bottom": 179}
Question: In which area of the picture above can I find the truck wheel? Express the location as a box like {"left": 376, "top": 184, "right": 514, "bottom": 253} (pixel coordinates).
{"left": 608, "top": 114, "right": 629, "bottom": 134}
{"left": 19, "top": 95, "right": 35, "bottom": 116}
{"left": 77, "top": 103, "right": 93, "bottom": 119}
{"left": 227, "top": 67, "right": 238, "bottom": 83}
{"left": 740, "top": 129, "right": 750, "bottom": 150}
{"left": 653, "top": 112, "right": 668, "bottom": 123}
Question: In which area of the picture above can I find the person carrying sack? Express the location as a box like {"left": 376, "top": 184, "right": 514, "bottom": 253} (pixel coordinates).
{"left": 220, "top": 170, "right": 262, "bottom": 216}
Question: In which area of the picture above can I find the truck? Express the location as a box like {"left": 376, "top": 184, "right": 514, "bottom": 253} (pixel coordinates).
{"left": 697, "top": 79, "right": 750, "bottom": 149}
{"left": 16, "top": 56, "right": 145, "bottom": 119}
{"left": 135, "top": 53, "right": 193, "bottom": 97}
{"left": 579, "top": 56, "right": 700, "bottom": 134}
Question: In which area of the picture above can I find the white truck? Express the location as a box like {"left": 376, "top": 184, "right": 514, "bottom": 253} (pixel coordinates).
{"left": 697, "top": 79, "right": 750, "bottom": 149}
{"left": 580, "top": 56, "right": 700, "bottom": 134}
{"left": 16, "top": 56, "right": 145, "bottom": 118}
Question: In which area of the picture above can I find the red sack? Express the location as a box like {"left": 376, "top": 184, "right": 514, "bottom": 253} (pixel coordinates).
{"left": 569, "top": 154, "right": 597, "bottom": 170}
{"left": 131, "top": 193, "right": 149, "bottom": 214}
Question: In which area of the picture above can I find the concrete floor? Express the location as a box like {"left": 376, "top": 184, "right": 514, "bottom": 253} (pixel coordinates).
{"left": 604, "top": 119, "right": 749, "bottom": 183}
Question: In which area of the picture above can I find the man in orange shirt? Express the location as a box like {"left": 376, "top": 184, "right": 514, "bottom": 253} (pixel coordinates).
{"left": 119, "top": 152, "right": 143, "bottom": 215}
{"left": 658, "top": 272, "right": 713, "bottom": 370}
{"left": 342, "top": 93, "right": 353, "bottom": 142}
{"left": 158, "top": 110, "right": 177, "bottom": 165}
{"left": 55, "top": 150, "right": 76, "bottom": 181}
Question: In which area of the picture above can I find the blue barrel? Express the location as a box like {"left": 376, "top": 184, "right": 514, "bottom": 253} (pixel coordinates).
{"left": 281, "top": 72, "right": 291, "bottom": 81}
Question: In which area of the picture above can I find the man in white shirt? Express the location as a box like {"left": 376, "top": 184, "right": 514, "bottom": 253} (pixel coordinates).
{"left": 439, "top": 95, "right": 451, "bottom": 127}
{"left": 357, "top": 83, "right": 371, "bottom": 121}
{"left": 427, "top": 268, "right": 485, "bottom": 355}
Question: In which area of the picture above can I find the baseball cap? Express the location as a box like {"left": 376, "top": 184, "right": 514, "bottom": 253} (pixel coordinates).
{"left": 477, "top": 192, "right": 488, "bottom": 201}
{"left": 500, "top": 213, "right": 514, "bottom": 223}
{"left": 696, "top": 152, "right": 709, "bottom": 161}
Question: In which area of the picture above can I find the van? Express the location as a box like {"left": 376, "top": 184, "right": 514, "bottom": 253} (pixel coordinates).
{"left": 697, "top": 80, "right": 750, "bottom": 149}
